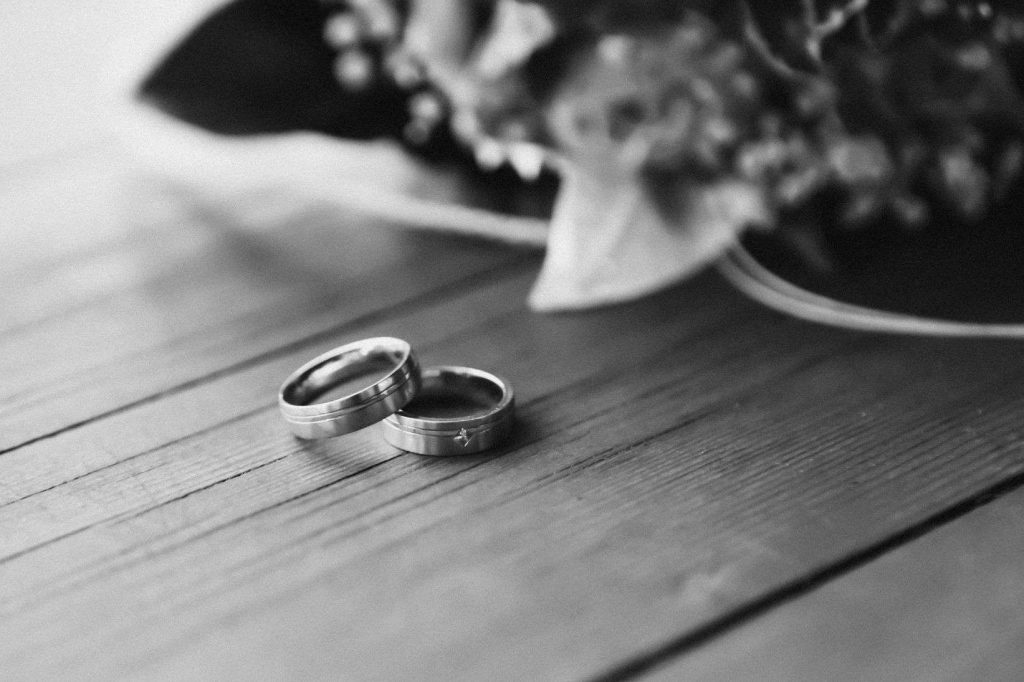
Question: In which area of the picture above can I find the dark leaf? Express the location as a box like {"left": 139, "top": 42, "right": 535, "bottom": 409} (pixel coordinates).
{"left": 138, "top": 0, "right": 409, "bottom": 137}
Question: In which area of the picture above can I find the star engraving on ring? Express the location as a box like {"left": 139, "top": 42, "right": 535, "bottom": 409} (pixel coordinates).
{"left": 454, "top": 428, "right": 475, "bottom": 448}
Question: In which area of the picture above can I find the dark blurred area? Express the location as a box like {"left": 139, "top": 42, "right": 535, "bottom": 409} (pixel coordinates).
{"left": 141, "top": 0, "right": 406, "bottom": 137}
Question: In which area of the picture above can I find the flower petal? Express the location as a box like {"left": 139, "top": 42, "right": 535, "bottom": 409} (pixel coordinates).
{"left": 528, "top": 165, "right": 768, "bottom": 311}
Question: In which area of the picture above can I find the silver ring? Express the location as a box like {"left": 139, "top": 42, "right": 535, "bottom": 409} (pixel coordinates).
{"left": 381, "top": 366, "right": 514, "bottom": 455}
{"left": 279, "top": 337, "right": 421, "bottom": 439}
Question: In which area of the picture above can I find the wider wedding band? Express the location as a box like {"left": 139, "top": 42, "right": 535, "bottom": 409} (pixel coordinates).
{"left": 381, "top": 366, "right": 514, "bottom": 456}
{"left": 279, "top": 337, "right": 421, "bottom": 439}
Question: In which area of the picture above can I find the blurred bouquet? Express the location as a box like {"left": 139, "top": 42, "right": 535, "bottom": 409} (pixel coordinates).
{"left": 313, "top": 0, "right": 1024, "bottom": 309}
{"left": 140, "top": 0, "right": 1024, "bottom": 322}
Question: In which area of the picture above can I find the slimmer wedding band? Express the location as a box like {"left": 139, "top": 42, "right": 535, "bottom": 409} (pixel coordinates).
{"left": 381, "top": 366, "right": 514, "bottom": 456}
{"left": 279, "top": 337, "right": 420, "bottom": 439}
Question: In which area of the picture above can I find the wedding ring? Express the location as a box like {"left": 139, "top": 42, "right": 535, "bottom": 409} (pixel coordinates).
{"left": 381, "top": 366, "right": 514, "bottom": 456}
{"left": 279, "top": 337, "right": 421, "bottom": 439}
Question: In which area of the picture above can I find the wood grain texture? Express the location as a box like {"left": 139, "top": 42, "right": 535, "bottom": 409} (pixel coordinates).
{"left": 648, "top": 480, "right": 1024, "bottom": 682}
{"left": 5, "top": 147, "right": 1024, "bottom": 679}
{"left": 0, "top": 158, "right": 527, "bottom": 451}
{"left": 4, "top": 206, "right": 1024, "bottom": 680}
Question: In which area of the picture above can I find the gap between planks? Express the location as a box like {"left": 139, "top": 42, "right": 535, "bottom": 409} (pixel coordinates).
{"left": 591, "top": 467, "right": 1024, "bottom": 682}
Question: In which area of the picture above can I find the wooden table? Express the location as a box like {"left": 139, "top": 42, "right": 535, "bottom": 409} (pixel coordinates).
{"left": 3, "top": 130, "right": 1024, "bottom": 681}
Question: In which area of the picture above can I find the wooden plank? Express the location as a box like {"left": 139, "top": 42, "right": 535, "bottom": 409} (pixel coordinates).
{"left": 647, "top": 479, "right": 1024, "bottom": 682}
{"left": 0, "top": 270, "right": 745, "bottom": 561}
{"left": 0, "top": 272, "right": 783, "bottom": 673}
{"left": 0, "top": 167, "right": 251, "bottom": 334}
{"left": 6, "top": 3, "right": 1021, "bottom": 678}
{"left": 0, "top": 183, "right": 527, "bottom": 451}
{"left": 2, "top": 261, "right": 1023, "bottom": 679}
